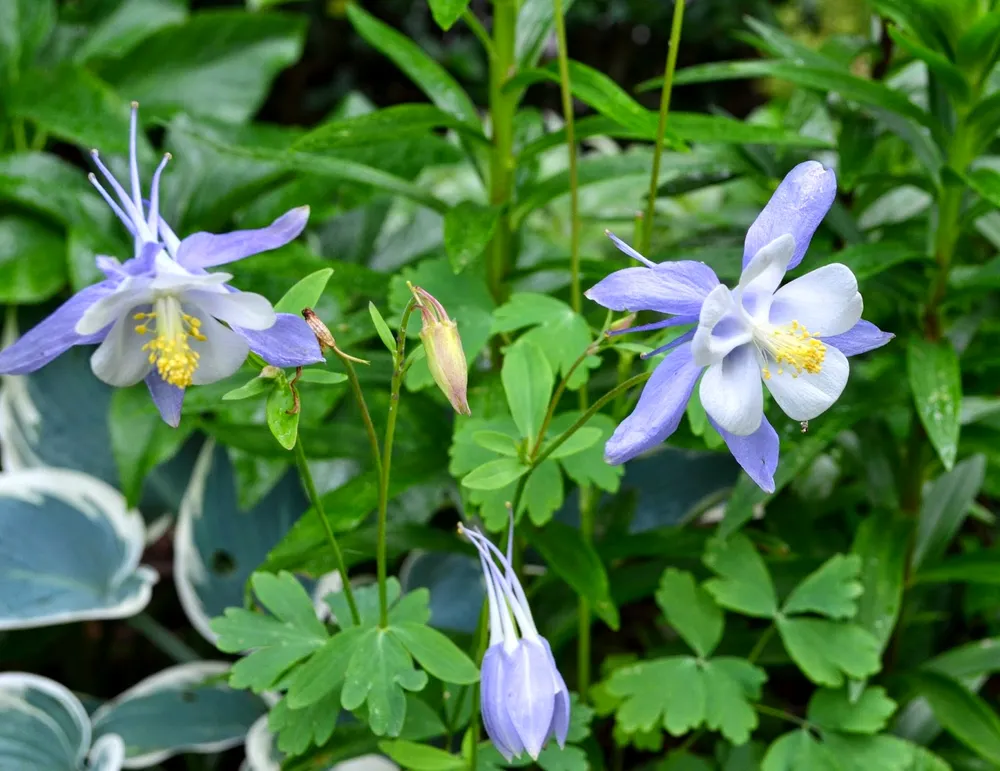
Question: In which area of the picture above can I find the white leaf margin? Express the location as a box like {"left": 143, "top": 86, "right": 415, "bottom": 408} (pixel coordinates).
{"left": 0, "top": 468, "right": 158, "bottom": 630}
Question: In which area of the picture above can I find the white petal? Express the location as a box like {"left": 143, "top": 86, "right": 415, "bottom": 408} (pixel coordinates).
{"left": 737, "top": 233, "right": 795, "bottom": 322}
{"left": 150, "top": 270, "right": 232, "bottom": 293}
{"left": 691, "top": 285, "right": 752, "bottom": 368}
{"left": 185, "top": 289, "right": 276, "bottom": 331}
{"left": 189, "top": 313, "right": 250, "bottom": 385}
{"left": 76, "top": 281, "right": 153, "bottom": 335}
{"left": 764, "top": 344, "right": 849, "bottom": 420}
{"left": 90, "top": 316, "right": 153, "bottom": 387}
{"left": 699, "top": 344, "right": 764, "bottom": 435}
{"left": 769, "top": 263, "right": 862, "bottom": 337}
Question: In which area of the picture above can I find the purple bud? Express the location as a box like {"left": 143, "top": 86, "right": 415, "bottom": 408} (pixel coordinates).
{"left": 505, "top": 637, "right": 558, "bottom": 759}
{"left": 480, "top": 645, "right": 524, "bottom": 761}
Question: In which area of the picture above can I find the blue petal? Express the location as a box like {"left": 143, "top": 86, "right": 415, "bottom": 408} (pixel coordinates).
{"left": 504, "top": 639, "right": 557, "bottom": 760}
{"left": 541, "top": 638, "right": 570, "bottom": 747}
{"left": 822, "top": 320, "right": 894, "bottom": 357}
{"left": 0, "top": 282, "right": 116, "bottom": 375}
{"left": 585, "top": 261, "right": 720, "bottom": 316}
{"left": 232, "top": 313, "right": 323, "bottom": 368}
{"left": 145, "top": 374, "right": 184, "bottom": 428}
{"left": 605, "top": 342, "right": 702, "bottom": 464}
{"left": 710, "top": 415, "right": 779, "bottom": 493}
{"left": 743, "top": 161, "right": 836, "bottom": 271}
{"left": 175, "top": 207, "right": 309, "bottom": 270}
{"left": 481, "top": 645, "right": 524, "bottom": 761}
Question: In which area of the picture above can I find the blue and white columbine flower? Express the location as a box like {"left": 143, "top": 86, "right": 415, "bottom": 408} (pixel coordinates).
{"left": 586, "top": 161, "right": 893, "bottom": 492}
{"left": 459, "top": 517, "right": 569, "bottom": 761}
{"left": 0, "top": 103, "right": 322, "bottom": 426}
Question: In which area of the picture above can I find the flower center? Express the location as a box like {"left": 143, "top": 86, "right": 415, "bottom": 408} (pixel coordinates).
{"left": 134, "top": 296, "right": 206, "bottom": 388}
{"left": 755, "top": 320, "right": 826, "bottom": 380}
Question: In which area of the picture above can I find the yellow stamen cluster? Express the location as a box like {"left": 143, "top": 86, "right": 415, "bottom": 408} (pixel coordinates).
{"left": 134, "top": 302, "right": 207, "bottom": 388}
{"left": 761, "top": 320, "right": 825, "bottom": 379}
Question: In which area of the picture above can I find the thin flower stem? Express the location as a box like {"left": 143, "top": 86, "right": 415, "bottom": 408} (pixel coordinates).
{"left": 487, "top": 0, "right": 517, "bottom": 303}
{"left": 754, "top": 703, "right": 812, "bottom": 729}
{"left": 552, "top": 0, "right": 581, "bottom": 314}
{"left": 530, "top": 342, "right": 608, "bottom": 459}
{"left": 462, "top": 9, "right": 495, "bottom": 59}
{"left": 640, "top": 0, "right": 686, "bottom": 253}
{"left": 747, "top": 624, "right": 775, "bottom": 664}
{"left": 294, "top": 438, "right": 361, "bottom": 625}
{"left": 11, "top": 119, "right": 28, "bottom": 153}
{"left": 332, "top": 348, "right": 382, "bottom": 477}
{"left": 128, "top": 612, "right": 201, "bottom": 663}
{"left": 376, "top": 299, "right": 419, "bottom": 628}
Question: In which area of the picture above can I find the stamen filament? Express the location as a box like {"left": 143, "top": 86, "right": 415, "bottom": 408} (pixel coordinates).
{"left": 148, "top": 153, "right": 171, "bottom": 234}
{"left": 128, "top": 102, "right": 143, "bottom": 216}
{"left": 87, "top": 174, "right": 137, "bottom": 236}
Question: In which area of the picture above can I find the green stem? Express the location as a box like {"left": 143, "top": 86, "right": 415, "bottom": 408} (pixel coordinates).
{"left": 467, "top": 602, "right": 489, "bottom": 770}
{"left": 640, "top": 0, "right": 685, "bottom": 253}
{"left": 754, "top": 703, "right": 812, "bottom": 729}
{"left": 747, "top": 624, "right": 775, "bottom": 664}
{"left": 333, "top": 348, "right": 382, "bottom": 477}
{"left": 377, "top": 300, "right": 419, "bottom": 628}
{"left": 128, "top": 612, "right": 201, "bottom": 663}
{"left": 487, "top": 0, "right": 517, "bottom": 303}
{"left": 463, "top": 9, "right": 495, "bottom": 59}
{"left": 552, "top": 0, "right": 581, "bottom": 313}
{"left": 294, "top": 438, "right": 361, "bottom": 626}
{"left": 531, "top": 342, "right": 607, "bottom": 458}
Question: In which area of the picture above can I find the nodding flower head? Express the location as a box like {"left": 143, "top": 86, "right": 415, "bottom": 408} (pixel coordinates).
{"left": 410, "top": 284, "right": 471, "bottom": 417}
{"left": 459, "top": 513, "right": 569, "bottom": 761}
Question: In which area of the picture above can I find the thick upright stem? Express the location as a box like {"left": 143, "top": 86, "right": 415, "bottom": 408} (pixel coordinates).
{"left": 640, "top": 0, "right": 686, "bottom": 253}
{"left": 487, "top": 0, "right": 517, "bottom": 303}
{"left": 552, "top": 0, "right": 581, "bottom": 314}
{"left": 294, "top": 439, "right": 360, "bottom": 626}
{"left": 376, "top": 301, "right": 418, "bottom": 628}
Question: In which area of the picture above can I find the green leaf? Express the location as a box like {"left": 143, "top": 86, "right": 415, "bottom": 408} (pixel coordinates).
{"left": 327, "top": 579, "right": 403, "bottom": 630}
{"left": 605, "top": 656, "right": 764, "bottom": 744}
{"left": 461, "top": 457, "right": 529, "bottom": 491}
{"left": 515, "top": 0, "right": 577, "bottom": 67}
{"left": 211, "top": 571, "right": 328, "bottom": 693}
{"left": 762, "top": 731, "right": 838, "bottom": 771}
{"left": 285, "top": 626, "right": 367, "bottom": 708}
{"left": 390, "top": 622, "right": 480, "bottom": 684}
{"left": 914, "top": 550, "right": 1000, "bottom": 585}
{"left": 73, "top": 0, "right": 186, "bottom": 65}
{"left": 0, "top": 0, "right": 55, "bottom": 85}
{"left": 341, "top": 627, "right": 430, "bottom": 737}
{"left": 0, "top": 215, "right": 66, "bottom": 302}
{"left": 537, "top": 744, "right": 589, "bottom": 771}
{"left": 888, "top": 26, "right": 971, "bottom": 102}
{"left": 522, "top": 459, "right": 564, "bottom": 526}
{"left": 502, "top": 339, "right": 553, "bottom": 443}
{"left": 852, "top": 511, "right": 909, "bottom": 653}
{"left": 910, "top": 671, "right": 1000, "bottom": 763}
{"left": 525, "top": 520, "right": 619, "bottom": 630}
{"left": 444, "top": 202, "right": 500, "bottom": 274}
{"left": 776, "top": 617, "right": 881, "bottom": 687}
{"left": 109, "top": 384, "right": 191, "bottom": 507}
{"left": 471, "top": 431, "right": 520, "bottom": 457}
{"left": 550, "top": 412, "right": 623, "bottom": 493}
{"left": 269, "top": 690, "right": 341, "bottom": 757}
{"left": 912, "top": 454, "right": 986, "bottom": 569}
{"left": 223, "top": 375, "right": 275, "bottom": 401}
{"left": 297, "top": 370, "right": 348, "bottom": 385}
{"left": 274, "top": 267, "right": 334, "bottom": 315}
{"left": 655, "top": 568, "right": 723, "bottom": 658}
{"left": 346, "top": 4, "right": 478, "bottom": 126}
{"left": 427, "top": 0, "right": 470, "bottom": 31}
{"left": 907, "top": 337, "right": 962, "bottom": 471}
{"left": 98, "top": 11, "right": 306, "bottom": 123}
{"left": 7, "top": 65, "right": 133, "bottom": 153}
{"left": 807, "top": 686, "right": 897, "bottom": 734}
{"left": 266, "top": 378, "right": 299, "bottom": 450}
{"left": 702, "top": 534, "right": 778, "bottom": 618}
{"left": 782, "top": 554, "right": 863, "bottom": 620}
{"left": 369, "top": 301, "right": 398, "bottom": 357}
{"left": 544, "top": 427, "right": 601, "bottom": 460}
{"left": 809, "top": 242, "right": 927, "bottom": 283}
{"left": 379, "top": 739, "right": 465, "bottom": 771}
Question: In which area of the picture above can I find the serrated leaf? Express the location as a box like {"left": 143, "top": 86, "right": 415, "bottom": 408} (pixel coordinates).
{"left": 782, "top": 554, "right": 863, "bottom": 620}
{"left": 703, "top": 534, "right": 778, "bottom": 618}
{"left": 369, "top": 301, "right": 398, "bottom": 357}
{"left": 341, "top": 627, "right": 430, "bottom": 737}
{"left": 274, "top": 267, "right": 334, "bottom": 315}
{"left": 762, "top": 730, "right": 838, "bottom": 771}
{"left": 269, "top": 691, "right": 341, "bottom": 757}
{"left": 776, "top": 617, "right": 881, "bottom": 687}
{"left": 461, "top": 457, "right": 529, "bottom": 491}
{"left": 551, "top": 412, "right": 623, "bottom": 493}
{"left": 444, "top": 201, "right": 499, "bottom": 273}
{"left": 390, "top": 622, "right": 480, "bottom": 684}
{"left": 502, "top": 339, "right": 553, "bottom": 443}
{"left": 327, "top": 578, "right": 404, "bottom": 630}
{"left": 522, "top": 459, "right": 564, "bottom": 526}
{"left": 907, "top": 337, "right": 961, "bottom": 470}
{"left": 807, "top": 686, "right": 897, "bottom": 734}
{"left": 655, "top": 568, "right": 724, "bottom": 658}
{"left": 286, "top": 626, "right": 367, "bottom": 708}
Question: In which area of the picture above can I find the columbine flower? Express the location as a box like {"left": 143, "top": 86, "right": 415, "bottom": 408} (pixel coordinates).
{"left": 0, "top": 103, "right": 322, "bottom": 426}
{"left": 459, "top": 516, "right": 569, "bottom": 761}
{"left": 411, "top": 285, "right": 471, "bottom": 416}
{"left": 586, "top": 161, "right": 893, "bottom": 492}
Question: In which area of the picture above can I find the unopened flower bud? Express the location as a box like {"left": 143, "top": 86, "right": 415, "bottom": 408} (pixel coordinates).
{"left": 302, "top": 308, "right": 337, "bottom": 350}
{"left": 411, "top": 285, "right": 471, "bottom": 416}
{"left": 260, "top": 365, "right": 281, "bottom": 379}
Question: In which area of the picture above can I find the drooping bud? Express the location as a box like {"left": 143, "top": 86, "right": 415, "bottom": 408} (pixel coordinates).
{"left": 410, "top": 285, "right": 471, "bottom": 416}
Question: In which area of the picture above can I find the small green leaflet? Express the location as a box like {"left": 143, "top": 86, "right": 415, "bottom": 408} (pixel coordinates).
{"left": 444, "top": 201, "right": 500, "bottom": 273}
{"left": 782, "top": 554, "right": 864, "bottom": 620}
{"left": 776, "top": 617, "right": 881, "bottom": 688}
{"left": 807, "top": 686, "right": 897, "bottom": 734}
{"left": 369, "top": 301, "right": 399, "bottom": 357}
{"left": 907, "top": 337, "right": 962, "bottom": 471}
{"left": 702, "top": 534, "right": 778, "bottom": 618}
{"left": 266, "top": 375, "right": 299, "bottom": 450}
{"left": 274, "top": 267, "right": 334, "bottom": 314}
{"left": 502, "top": 338, "right": 553, "bottom": 444}
{"left": 655, "top": 568, "right": 723, "bottom": 658}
